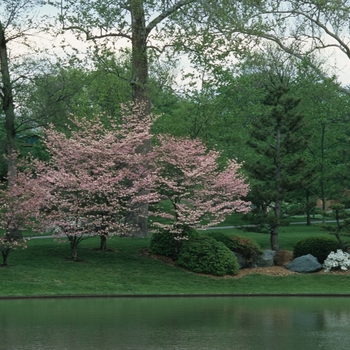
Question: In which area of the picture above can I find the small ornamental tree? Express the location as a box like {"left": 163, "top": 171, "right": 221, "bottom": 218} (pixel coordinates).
{"left": 37, "top": 107, "right": 157, "bottom": 260}
{"left": 0, "top": 157, "right": 44, "bottom": 265}
{"left": 150, "top": 135, "right": 250, "bottom": 235}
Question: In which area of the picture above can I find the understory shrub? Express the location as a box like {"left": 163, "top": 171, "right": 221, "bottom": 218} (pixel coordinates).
{"left": 176, "top": 236, "right": 239, "bottom": 276}
{"left": 149, "top": 230, "right": 175, "bottom": 257}
{"left": 149, "top": 227, "right": 199, "bottom": 257}
{"left": 323, "top": 249, "right": 350, "bottom": 272}
{"left": 227, "top": 235, "right": 263, "bottom": 266}
{"left": 203, "top": 231, "right": 232, "bottom": 247}
{"left": 293, "top": 236, "right": 340, "bottom": 263}
{"left": 274, "top": 250, "right": 293, "bottom": 266}
{"left": 205, "top": 231, "right": 262, "bottom": 267}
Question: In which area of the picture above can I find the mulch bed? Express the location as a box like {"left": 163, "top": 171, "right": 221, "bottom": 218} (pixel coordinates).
{"left": 143, "top": 249, "right": 350, "bottom": 278}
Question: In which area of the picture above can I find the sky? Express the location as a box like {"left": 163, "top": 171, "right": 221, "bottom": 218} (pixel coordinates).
{"left": 3, "top": 1, "right": 350, "bottom": 91}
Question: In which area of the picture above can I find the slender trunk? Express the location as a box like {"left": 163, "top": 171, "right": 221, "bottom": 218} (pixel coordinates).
{"left": 1, "top": 247, "right": 10, "bottom": 266}
{"left": 306, "top": 211, "right": 311, "bottom": 226}
{"left": 271, "top": 121, "right": 282, "bottom": 252}
{"left": 306, "top": 190, "right": 311, "bottom": 226}
{"left": 69, "top": 236, "right": 79, "bottom": 261}
{"left": 271, "top": 200, "right": 281, "bottom": 252}
{"left": 320, "top": 124, "right": 326, "bottom": 223}
{"left": 0, "top": 21, "right": 16, "bottom": 185}
{"left": 333, "top": 208, "right": 345, "bottom": 250}
{"left": 100, "top": 234, "right": 107, "bottom": 251}
{"left": 126, "top": 0, "right": 151, "bottom": 237}
{"left": 270, "top": 229, "right": 279, "bottom": 252}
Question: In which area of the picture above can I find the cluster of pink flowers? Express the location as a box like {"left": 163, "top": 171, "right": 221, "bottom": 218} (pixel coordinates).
{"left": 149, "top": 135, "right": 250, "bottom": 233}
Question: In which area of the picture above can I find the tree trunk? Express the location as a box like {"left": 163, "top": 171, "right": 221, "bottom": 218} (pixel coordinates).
{"left": 271, "top": 200, "right": 281, "bottom": 252}
{"left": 271, "top": 120, "right": 282, "bottom": 252}
{"left": 270, "top": 228, "right": 280, "bottom": 252}
{"left": 100, "top": 234, "right": 107, "bottom": 251}
{"left": 306, "top": 190, "right": 311, "bottom": 226}
{"left": 0, "top": 247, "right": 10, "bottom": 266}
{"left": 125, "top": 0, "right": 152, "bottom": 237}
{"left": 0, "top": 21, "right": 17, "bottom": 186}
{"left": 306, "top": 210, "right": 311, "bottom": 226}
{"left": 69, "top": 236, "right": 79, "bottom": 261}
{"left": 320, "top": 123, "right": 326, "bottom": 224}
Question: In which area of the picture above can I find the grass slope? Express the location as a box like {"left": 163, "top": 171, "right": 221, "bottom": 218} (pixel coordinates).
{"left": 1, "top": 225, "right": 350, "bottom": 297}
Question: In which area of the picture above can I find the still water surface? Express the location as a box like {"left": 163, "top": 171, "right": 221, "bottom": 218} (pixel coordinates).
{"left": 1, "top": 297, "right": 350, "bottom": 350}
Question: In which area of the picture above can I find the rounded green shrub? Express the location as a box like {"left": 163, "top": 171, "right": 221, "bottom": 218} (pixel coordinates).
{"left": 181, "top": 226, "right": 200, "bottom": 240}
{"left": 204, "top": 231, "right": 262, "bottom": 267}
{"left": 203, "top": 231, "right": 232, "bottom": 247}
{"left": 176, "top": 236, "right": 239, "bottom": 276}
{"left": 149, "top": 227, "right": 200, "bottom": 257}
{"left": 227, "top": 235, "right": 263, "bottom": 267}
{"left": 149, "top": 230, "right": 175, "bottom": 257}
{"left": 293, "top": 236, "right": 340, "bottom": 263}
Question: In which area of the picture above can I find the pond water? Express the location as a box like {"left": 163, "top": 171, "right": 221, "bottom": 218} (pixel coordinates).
{"left": 1, "top": 297, "right": 350, "bottom": 350}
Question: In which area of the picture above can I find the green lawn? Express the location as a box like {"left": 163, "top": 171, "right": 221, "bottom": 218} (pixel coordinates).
{"left": 206, "top": 224, "right": 342, "bottom": 251}
{"left": 149, "top": 205, "right": 326, "bottom": 230}
{"left": 1, "top": 224, "right": 350, "bottom": 297}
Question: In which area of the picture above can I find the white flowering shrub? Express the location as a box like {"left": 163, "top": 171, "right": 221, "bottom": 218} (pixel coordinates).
{"left": 323, "top": 250, "right": 350, "bottom": 272}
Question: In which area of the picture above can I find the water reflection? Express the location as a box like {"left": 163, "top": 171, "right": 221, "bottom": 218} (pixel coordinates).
{"left": 1, "top": 297, "right": 350, "bottom": 349}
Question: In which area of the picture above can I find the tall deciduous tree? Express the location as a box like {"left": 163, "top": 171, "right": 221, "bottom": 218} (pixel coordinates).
{"left": 150, "top": 134, "right": 250, "bottom": 233}
{"left": 298, "top": 73, "right": 350, "bottom": 219}
{"left": 0, "top": 0, "right": 46, "bottom": 185}
{"left": 53, "top": 0, "right": 212, "bottom": 237}
{"left": 1, "top": 14, "right": 16, "bottom": 184}
{"left": 245, "top": 72, "right": 313, "bottom": 251}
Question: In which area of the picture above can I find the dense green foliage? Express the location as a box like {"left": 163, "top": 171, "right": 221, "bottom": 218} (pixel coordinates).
{"left": 149, "top": 227, "right": 199, "bottom": 257}
{"left": 204, "top": 231, "right": 263, "bottom": 267}
{"left": 293, "top": 236, "right": 340, "bottom": 263}
{"left": 176, "top": 236, "right": 239, "bottom": 276}
{"left": 227, "top": 235, "right": 263, "bottom": 267}
{"left": 202, "top": 230, "right": 232, "bottom": 247}
{"left": 244, "top": 72, "right": 314, "bottom": 251}
{"left": 149, "top": 230, "right": 176, "bottom": 257}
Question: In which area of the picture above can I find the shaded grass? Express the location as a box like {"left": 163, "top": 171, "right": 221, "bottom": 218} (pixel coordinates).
{"left": 1, "top": 226, "right": 350, "bottom": 297}
{"left": 216, "top": 224, "right": 342, "bottom": 251}
{"left": 150, "top": 201, "right": 326, "bottom": 229}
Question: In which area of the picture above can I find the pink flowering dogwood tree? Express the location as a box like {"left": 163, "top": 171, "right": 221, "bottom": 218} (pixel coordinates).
{"left": 150, "top": 135, "right": 251, "bottom": 235}
{"left": 37, "top": 108, "right": 158, "bottom": 260}
{"left": 0, "top": 157, "right": 45, "bottom": 265}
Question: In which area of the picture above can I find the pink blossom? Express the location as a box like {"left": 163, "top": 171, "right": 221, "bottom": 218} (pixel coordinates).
{"left": 150, "top": 135, "right": 250, "bottom": 233}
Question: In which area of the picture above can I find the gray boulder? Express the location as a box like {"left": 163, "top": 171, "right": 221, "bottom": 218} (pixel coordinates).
{"left": 234, "top": 252, "right": 246, "bottom": 269}
{"left": 253, "top": 249, "right": 276, "bottom": 268}
{"left": 285, "top": 254, "right": 322, "bottom": 273}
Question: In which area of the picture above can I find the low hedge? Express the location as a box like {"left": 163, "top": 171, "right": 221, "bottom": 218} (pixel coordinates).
{"left": 177, "top": 236, "right": 239, "bottom": 276}
{"left": 293, "top": 236, "right": 340, "bottom": 263}
{"left": 204, "top": 231, "right": 262, "bottom": 267}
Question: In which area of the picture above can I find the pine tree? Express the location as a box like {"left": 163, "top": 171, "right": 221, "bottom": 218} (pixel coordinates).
{"left": 245, "top": 74, "right": 314, "bottom": 251}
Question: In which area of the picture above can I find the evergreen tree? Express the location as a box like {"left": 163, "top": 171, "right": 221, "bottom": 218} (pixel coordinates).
{"left": 245, "top": 73, "right": 314, "bottom": 251}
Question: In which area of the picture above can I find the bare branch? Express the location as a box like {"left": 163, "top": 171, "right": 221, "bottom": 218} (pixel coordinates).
{"left": 237, "top": 26, "right": 350, "bottom": 96}
{"left": 291, "top": 9, "right": 350, "bottom": 60}
{"left": 61, "top": 25, "right": 132, "bottom": 41}
{"left": 146, "top": 0, "right": 197, "bottom": 36}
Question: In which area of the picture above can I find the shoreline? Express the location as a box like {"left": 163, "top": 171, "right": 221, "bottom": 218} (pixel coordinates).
{"left": 1, "top": 293, "right": 350, "bottom": 300}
